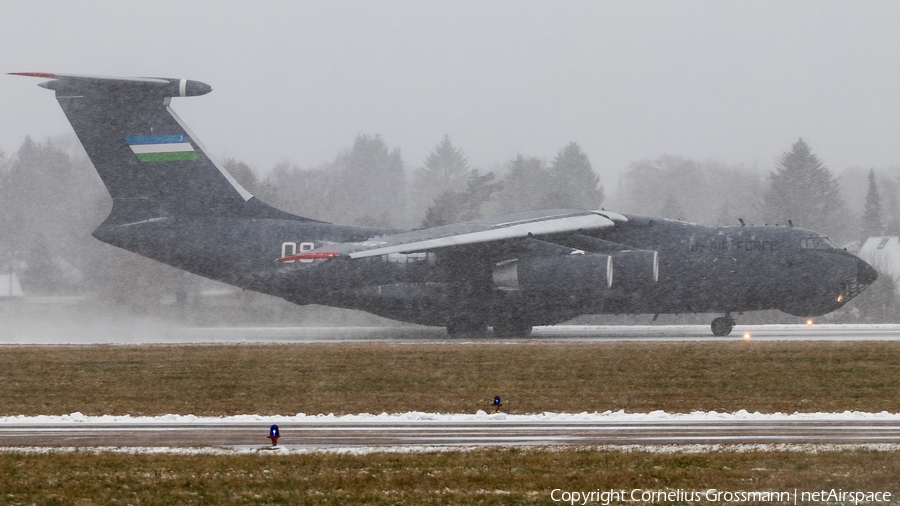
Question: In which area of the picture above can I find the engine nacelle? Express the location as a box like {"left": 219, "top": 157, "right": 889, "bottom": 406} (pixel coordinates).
{"left": 493, "top": 253, "right": 612, "bottom": 294}
{"left": 609, "top": 250, "right": 658, "bottom": 289}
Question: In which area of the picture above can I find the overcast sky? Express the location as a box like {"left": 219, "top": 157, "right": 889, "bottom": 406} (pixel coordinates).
{"left": 3, "top": 1, "right": 900, "bottom": 192}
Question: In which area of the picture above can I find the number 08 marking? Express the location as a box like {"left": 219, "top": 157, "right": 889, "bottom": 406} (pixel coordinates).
{"left": 281, "top": 241, "right": 315, "bottom": 263}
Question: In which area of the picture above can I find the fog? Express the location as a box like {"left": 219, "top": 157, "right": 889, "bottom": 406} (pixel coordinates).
{"left": 4, "top": 2, "right": 900, "bottom": 185}
{"left": 4, "top": 2, "right": 900, "bottom": 338}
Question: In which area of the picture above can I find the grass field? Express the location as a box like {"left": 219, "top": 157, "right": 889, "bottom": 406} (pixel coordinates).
{"left": 2, "top": 341, "right": 900, "bottom": 416}
{"left": 3, "top": 340, "right": 900, "bottom": 504}
{"left": 2, "top": 447, "right": 900, "bottom": 505}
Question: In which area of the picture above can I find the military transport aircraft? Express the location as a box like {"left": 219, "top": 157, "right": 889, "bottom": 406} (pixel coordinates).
{"left": 14, "top": 73, "right": 878, "bottom": 337}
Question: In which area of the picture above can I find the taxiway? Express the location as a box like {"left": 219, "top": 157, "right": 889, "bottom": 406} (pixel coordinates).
{"left": 3, "top": 419, "right": 900, "bottom": 448}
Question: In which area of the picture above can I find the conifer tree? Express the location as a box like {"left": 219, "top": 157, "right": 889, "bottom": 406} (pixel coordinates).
{"left": 861, "top": 168, "right": 884, "bottom": 241}
{"left": 338, "top": 134, "right": 406, "bottom": 228}
{"left": 409, "top": 136, "right": 471, "bottom": 225}
{"left": 542, "top": 142, "right": 603, "bottom": 209}
{"left": 415, "top": 135, "right": 470, "bottom": 195}
{"left": 764, "top": 138, "right": 847, "bottom": 239}
{"left": 498, "top": 154, "right": 549, "bottom": 214}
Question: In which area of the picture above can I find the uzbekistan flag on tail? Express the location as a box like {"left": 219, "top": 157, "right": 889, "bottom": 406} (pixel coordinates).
{"left": 124, "top": 135, "right": 198, "bottom": 162}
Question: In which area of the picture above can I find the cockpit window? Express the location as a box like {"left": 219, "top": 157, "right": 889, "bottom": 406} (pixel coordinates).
{"left": 801, "top": 235, "right": 838, "bottom": 250}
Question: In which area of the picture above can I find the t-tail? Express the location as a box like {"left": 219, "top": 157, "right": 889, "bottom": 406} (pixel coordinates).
{"left": 12, "top": 72, "right": 301, "bottom": 224}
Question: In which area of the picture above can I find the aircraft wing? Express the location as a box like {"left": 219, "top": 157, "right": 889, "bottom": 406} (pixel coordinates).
{"left": 281, "top": 209, "right": 627, "bottom": 261}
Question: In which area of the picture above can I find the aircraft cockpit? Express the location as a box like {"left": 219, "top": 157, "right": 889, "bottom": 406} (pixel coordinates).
{"left": 800, "top": 235, "right": 839, "bottom": 250}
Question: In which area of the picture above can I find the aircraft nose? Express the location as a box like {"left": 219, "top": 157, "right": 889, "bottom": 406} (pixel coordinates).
{"left": 857, "top": 258, "right": 878, "bottom": 285}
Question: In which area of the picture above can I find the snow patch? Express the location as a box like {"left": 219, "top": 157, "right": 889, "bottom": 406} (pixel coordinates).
{"left": 3, "top": 443, "right": 900, "bottom": 456}
{"left": 3, "top": 409, "right": 900, "bottom": 425}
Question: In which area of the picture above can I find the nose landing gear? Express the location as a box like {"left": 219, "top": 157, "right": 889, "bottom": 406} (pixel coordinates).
{"left": 711, "top": 314, "right": 736, "bottom": 336}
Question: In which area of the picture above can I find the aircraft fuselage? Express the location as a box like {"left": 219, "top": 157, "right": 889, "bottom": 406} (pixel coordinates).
{"left": 93, "top": 213, "right": 874, "bottom": 328}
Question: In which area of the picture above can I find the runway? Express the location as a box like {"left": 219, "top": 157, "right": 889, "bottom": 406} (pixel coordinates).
{"left": 154, "top": 323, "right": 900, "bottom": 343}
{"left": 4, "top": 419, "right": 900, "bottom": 448}
{"left": 9, "top": 316, "right": 900, "bottom": 343}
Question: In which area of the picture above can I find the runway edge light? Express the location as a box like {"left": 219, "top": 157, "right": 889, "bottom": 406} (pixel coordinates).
{"left": 268, "top": 424, "right": 280, "bottom": 446}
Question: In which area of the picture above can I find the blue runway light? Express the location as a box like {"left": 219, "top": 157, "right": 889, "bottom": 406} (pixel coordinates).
{"left": 268, "top": 424, "right": 280, "bottom": 446}
{"left": 493, "top": 396, "right": 501, "bottom": 406}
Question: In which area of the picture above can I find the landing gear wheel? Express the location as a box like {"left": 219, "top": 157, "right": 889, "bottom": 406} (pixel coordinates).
{"left": 492, "top": 322, "right": 534, "bottom": 338}
{"left": 710, "top": 316, "right": 735, "bottom": 337}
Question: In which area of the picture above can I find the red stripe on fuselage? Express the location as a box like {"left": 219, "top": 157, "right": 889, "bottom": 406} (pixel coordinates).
{"left": 279, "top": 252, "right": 340, "bottom": 262}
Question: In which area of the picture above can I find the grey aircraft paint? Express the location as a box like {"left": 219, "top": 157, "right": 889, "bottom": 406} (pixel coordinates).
{"left": 15, "top": 73, "right": 878, "bottom": 337}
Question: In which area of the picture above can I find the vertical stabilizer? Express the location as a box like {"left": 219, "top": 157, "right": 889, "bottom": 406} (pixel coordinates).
{"left": 14, "top": 73, "right": 301, "bottom": 223}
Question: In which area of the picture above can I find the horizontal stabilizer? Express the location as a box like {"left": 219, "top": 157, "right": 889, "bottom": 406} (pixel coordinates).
{"left": 11, "top": 72, "right": 212, "bottom": 97}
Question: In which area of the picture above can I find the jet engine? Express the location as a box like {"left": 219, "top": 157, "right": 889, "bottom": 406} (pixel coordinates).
{"left": 493, "top": 253, "right": 612, "bottom": 295}
{"left": 609, "top": 250, "right": 658, "bottom": 289}
{"left": 545, "top": 234, "right": 658, "bottom": 290}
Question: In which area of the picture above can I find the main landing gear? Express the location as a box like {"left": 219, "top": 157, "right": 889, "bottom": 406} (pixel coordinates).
{"left": 711, "top": 314, "right": 736, "bottom": 336}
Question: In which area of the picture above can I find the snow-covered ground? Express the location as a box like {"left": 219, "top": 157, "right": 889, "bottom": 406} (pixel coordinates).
{"left": 4, "top": 408, "right": 900, "bottom": 424}
{"left": 3, "top": 443, "right": 900, "bottom": 455}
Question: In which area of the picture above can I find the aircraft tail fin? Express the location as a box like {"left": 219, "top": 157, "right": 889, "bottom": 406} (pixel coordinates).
{"left": 14, "top": 73, "right": 304, "bottom": 224}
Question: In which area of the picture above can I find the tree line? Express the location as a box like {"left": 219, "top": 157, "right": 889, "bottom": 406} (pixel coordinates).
{"left": 1, "top": 133, "right": 897, "bottom": 322}
{"left": 255, "top": 134, "right": 603, "bottom": 229}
